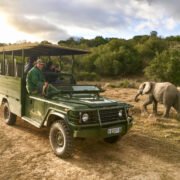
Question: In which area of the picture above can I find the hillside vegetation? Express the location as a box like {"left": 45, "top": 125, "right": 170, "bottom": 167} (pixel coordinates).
{"left": 58, "top": 32, "right": 180, "bottom": 85}
{"left": 1, "top": 31, "right": 180, "bottom": 85}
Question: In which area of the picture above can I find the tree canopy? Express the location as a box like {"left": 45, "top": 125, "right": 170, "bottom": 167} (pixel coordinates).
{"left": 59, "top": 33, "right": 180, "bottom": 84}
{"left": 1, "top": 32, "right": 180, "bottom": 84}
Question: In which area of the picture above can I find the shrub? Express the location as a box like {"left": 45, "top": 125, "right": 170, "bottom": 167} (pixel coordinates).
{"left": 76, "top": 72, "right": 99, "bottom": 81}
{"left": 145, "top": 49, "right": 180, "bottom": 85}
{"left": 107, "top": 80, "right": 136, "bottom": 88}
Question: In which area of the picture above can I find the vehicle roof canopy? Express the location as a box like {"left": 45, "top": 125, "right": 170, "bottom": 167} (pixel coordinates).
{"left": 0, "top": 43, "right": 89, "bottom": 57}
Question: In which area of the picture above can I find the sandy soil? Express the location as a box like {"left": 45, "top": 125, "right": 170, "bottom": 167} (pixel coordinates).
{"left": 0, "top": 88, "right": 180, "bottom": 180}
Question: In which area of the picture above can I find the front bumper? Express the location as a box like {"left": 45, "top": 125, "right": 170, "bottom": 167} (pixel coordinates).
{"left": 73, "top": 117, "right": 133, "bottom": 138}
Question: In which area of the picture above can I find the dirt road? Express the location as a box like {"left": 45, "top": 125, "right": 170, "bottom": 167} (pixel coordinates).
{"left": 0, "top": 88, "right": 180, "bottom": 180}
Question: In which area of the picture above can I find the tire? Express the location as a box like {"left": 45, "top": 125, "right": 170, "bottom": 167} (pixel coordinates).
{"left": 104, "top": 135, "right": 120, "bottom": 144}
{"left": 49, "top": 120, "right": 73, "bottom": 158}
{"left": 3, "top": 102, "right": 16, "bottom": 125}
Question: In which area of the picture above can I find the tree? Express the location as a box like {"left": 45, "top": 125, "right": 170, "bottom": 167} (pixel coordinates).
{"left": 0, "top": 43, "right": 6, "bottom": 46}
{"left": 90, "top": 36, "right": 109, "bottom": 47}
{"left": 145, "top": 49, "right": 180, "bottom": 85}
{"left": 41, "top": 40, "right": 52, "bottom": 45}
{"left": 135, "top": 36, "right": 168, "bottom": 68}
{"left": 150, "top": 31, "right": 158, "bottom": 37}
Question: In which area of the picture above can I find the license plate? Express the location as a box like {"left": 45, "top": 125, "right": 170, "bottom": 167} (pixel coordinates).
{"left": 107, "top": 127, "right": 122, "bottom": 134}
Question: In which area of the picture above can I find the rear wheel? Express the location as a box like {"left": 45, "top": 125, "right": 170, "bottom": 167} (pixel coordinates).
{"left": 104, "top": 135, "right": 120, "bottom": 144}
{"left": 3, "top": 102, "right": 16, "bottom": 125}
{"left": 49, "top": 120, "right": 73, "bottom": 158}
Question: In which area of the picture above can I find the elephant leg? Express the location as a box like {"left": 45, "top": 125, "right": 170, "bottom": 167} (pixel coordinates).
{"left": 162, "top": 105, "right": 171, "bottom": 118}
{"left": 152, "top": 100, "right": 158, "bottom": 115}
{"left": 162, "top": 93, "right": 175, "bottom": 118}
{"left": 142, "top": 95, "right": 153, "bottom": 114}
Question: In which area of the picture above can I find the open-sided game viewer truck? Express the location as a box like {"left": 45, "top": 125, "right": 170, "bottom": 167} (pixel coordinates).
{"left": 0, "top": 43, "right": 133, "bottom": 158}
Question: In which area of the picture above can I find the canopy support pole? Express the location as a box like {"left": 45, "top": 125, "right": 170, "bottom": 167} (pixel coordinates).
{"left": 21, "top": 49, "right": 25, "bottom": 78}
{"left": 72, "top": 55, "right": 74, "bottom": 74}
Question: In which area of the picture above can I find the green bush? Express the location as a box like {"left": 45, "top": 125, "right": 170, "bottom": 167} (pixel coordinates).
{"left": 145, "top": 49, "right": 180, "bottom": 85}
{"left": 118, "top": 80, "right": 130, "bottom": 88}
{"left": 108, "top": 80, "right": 136, "bottom": 88}
{"left": 76, "top": 72, "right": 99, "bottom": 81}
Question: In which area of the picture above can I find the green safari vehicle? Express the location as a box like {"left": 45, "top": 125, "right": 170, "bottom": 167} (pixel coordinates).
{"left": 0, "top": 43, "right": 133, "bottom": 158}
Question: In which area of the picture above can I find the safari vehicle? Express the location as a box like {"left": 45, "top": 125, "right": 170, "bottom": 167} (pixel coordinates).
{"left": 0, "top": 43, "right": 133, "bottom": 158}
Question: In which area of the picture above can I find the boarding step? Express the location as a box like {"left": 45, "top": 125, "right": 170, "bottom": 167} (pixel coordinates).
{"left": 21, "top": 116, "right": 41, "bottom": 128}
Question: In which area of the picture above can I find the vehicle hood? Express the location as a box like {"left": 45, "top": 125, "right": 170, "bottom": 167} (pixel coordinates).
{"left": 52, "top": 96, "right": 128, "bottom": 109}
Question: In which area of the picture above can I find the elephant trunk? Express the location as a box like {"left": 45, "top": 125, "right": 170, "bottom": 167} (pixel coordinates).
{"left": 134, "top": 91, "right": 142, "bottom": 102}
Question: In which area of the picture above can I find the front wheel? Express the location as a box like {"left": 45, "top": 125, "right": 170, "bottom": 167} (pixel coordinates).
{"left": 49, "top": 120, "right": 73, "bottom": 158}
{"left": 3, "top": 102, "right": 16, "bottom": 125}
{"left": 104, "top": 135, "right": 120, "bottom": 144}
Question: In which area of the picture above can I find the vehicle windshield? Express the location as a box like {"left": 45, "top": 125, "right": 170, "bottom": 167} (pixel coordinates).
{"left": 72, "top": 85, "right": 99, "bottom": 91}
{"left": 55, "top": 85, "right": 100, "bottom": 92}
{"left": 49, "top": 85, "right": 101, "bottom": 100}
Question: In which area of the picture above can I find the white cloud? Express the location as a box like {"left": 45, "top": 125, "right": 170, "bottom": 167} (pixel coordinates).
{"left": 0, "top": 0, "right": 179, "bottom": 42}
{"left": 164, "top": 18, "right": 176, "bottom": 30}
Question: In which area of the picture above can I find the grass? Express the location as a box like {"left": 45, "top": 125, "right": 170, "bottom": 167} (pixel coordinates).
{"left": 107, "top": 79, "right": 137, "bottom": 88}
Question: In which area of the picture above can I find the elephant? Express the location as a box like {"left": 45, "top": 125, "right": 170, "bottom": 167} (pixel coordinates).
{"left": 134, "top": 82, "right": 180, "bottom": 118}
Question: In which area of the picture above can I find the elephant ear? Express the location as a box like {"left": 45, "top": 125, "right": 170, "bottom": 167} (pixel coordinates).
{"left": 142, "top": 82, "right": 152, "bottom": 94}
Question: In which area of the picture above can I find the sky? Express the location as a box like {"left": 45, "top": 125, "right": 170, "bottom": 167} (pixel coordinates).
{"left": 0, "top": 0, "right": 179, "bottom": 44}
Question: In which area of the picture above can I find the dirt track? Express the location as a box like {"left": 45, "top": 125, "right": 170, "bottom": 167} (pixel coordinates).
{"left": 0, "top": 88, "right": 180, "bottom": 180}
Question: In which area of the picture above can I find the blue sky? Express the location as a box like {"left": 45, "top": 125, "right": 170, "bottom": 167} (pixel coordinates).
{"left": 0, "top": 0, "right": 179, "bottom": 43}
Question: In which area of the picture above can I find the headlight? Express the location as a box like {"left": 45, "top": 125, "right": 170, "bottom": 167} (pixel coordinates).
{"left": 81, "top": 113, "right": 89, "bottom": 122}
{"left": 127, "top": 108, "right": 133, "bottom": 116}
{"left": 118, "top": 110, "right": 123, "bottom": 117}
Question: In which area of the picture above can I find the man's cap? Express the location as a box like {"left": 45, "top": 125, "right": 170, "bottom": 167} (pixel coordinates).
{"left": 36, "top": 59, "right": 45, "bottom": 64}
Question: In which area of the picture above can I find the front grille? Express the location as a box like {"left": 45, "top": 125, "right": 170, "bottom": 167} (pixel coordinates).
{"left": 68, "top": 111, "right": 80, "bottom": 122}
{"left": 99, "top": 108, "right": 126, "bottom": 123}
{"left": 68, "top": 108, "right": 126, "bottom": 125}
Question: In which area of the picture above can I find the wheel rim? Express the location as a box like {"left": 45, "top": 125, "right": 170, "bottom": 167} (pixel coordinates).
{"left": 4, "top": 106, "right": 10, "bottom": 120}
{"left": 55, "top": 130, "right": 64, "bottom": 147}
